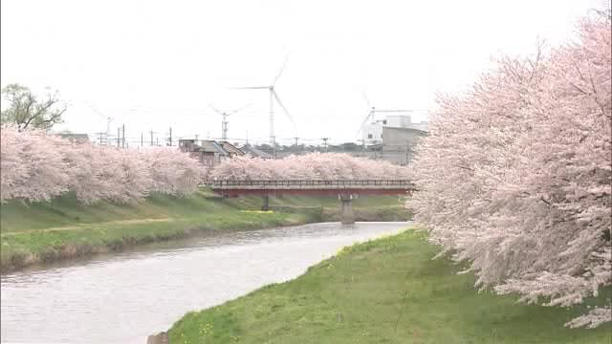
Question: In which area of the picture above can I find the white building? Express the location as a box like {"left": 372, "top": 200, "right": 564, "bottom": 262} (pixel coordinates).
{"left": 362, "top": 112, "right": 428, "bottom": 145}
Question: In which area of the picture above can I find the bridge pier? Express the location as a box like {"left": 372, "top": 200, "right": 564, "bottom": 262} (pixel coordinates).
{"left": 339, "top": 193, "right": 356, "bottom": 224}
{"left": 209, "top": 180, "right": 414, "bottom": 222}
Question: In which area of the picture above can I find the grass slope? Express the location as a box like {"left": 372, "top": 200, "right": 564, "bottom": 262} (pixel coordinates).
{"left": 169, "top": 230, "right": 612, "bottom": 344}
{"left": 0, "top": 191, "right": 408, "bottom": 271}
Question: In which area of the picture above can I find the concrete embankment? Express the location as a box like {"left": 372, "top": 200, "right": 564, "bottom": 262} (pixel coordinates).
{"left": 147, "top": 332, "right": 168, "bottom": 344}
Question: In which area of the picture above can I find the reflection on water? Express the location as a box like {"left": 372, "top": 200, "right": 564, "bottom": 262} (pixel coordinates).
{"left": 1, "top": 222, "right": 409, "bottom": 343}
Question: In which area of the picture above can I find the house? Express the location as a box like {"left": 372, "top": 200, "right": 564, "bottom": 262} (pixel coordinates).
{"left": 239, "top": 144, "right": 273, "bottom": 159}
{"left": 57, "top": 133, "right": 89, "bottom": 143}
{"left": 219, "top": 141, "right": 245, "bottom": 158}
{"left": 179, "top": 139, "right": 229, "bottom": 167}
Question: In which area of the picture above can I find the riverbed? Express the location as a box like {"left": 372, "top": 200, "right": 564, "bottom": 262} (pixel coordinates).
{"left": 1, "top": 222, "right": 409, "bottom": 343}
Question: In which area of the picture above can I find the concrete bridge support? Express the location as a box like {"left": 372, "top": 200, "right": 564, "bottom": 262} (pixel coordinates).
{"left": 339, "top": 193, "right": 356, "bottom": 224}
{"left": 262, "top": 194, "right": 270, "bottom": 211}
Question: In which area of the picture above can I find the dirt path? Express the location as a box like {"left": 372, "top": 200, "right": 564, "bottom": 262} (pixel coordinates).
{"left": 0, "top": 218, "right": 173, "bottom": 236}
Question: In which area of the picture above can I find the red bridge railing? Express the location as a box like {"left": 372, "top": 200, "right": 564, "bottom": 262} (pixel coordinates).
{"left": 209, "top": 179, "right": 412, "bottom": 188}
{"left": 207, "top": 180, "right": 414, "bottom": 195}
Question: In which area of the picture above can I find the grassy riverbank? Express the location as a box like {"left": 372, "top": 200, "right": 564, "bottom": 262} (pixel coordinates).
{"left": 168, "top": 230, "right": 612, "bottom": 343}
{"left": 0, "top": 190, "right": 409, "bottom": 272}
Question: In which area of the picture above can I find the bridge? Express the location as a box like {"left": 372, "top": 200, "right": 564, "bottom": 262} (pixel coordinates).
{"left": 208, "top": 179, "right": 414, "bottom": 224}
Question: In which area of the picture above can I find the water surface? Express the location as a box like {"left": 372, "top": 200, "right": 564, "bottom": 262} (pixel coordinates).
{"left": 1, "top": 222, "right": 409, "bottom": 343}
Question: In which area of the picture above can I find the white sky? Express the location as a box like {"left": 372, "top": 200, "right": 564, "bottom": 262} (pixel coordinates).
{"left": 1, "top": 0, "right": 605, "bottom": 145}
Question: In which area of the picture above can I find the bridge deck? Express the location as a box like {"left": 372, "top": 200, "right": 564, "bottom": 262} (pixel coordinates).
{"left": 208, "top": 179, "right": 414, "bottom": 196}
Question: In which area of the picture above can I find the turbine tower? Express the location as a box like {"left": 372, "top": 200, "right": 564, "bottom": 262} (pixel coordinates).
{"left": 87, "top": 103, "right": 114, "bottom": 145}
{"left": 232, "top": 59, "right": 296, "bottom": 146}
{"left": 209, "top": 104, "right": 250, "bottom": 141}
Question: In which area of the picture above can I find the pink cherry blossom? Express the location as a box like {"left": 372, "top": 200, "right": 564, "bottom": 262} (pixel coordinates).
{"left": 209, "top": 152, "right": 411, "bottom": 181}
{"left": 407, "top": 14, "right": 611, "bottom": 328}
{"left": 0, "top": 126, "right": 205, "bottom": 204}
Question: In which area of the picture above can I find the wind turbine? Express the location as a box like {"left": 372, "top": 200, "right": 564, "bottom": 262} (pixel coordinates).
{"left": 231, "top": 59, "right": 297, "bottom": 146}
{"left": 87, "top": 103, "right": 114, "bottom": 145}
{"left": 209, "top": 104, "right": 250, "bottom": 141}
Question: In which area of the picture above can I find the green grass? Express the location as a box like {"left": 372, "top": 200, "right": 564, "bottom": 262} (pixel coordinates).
{"left": 168, "top": 230, "right": 612, "bottom": 344}
{"left": 0, "top": 190, "right": 254, "bottom": 232}
{"left": 0, "top": 190, "right": 409, "bottom": 271}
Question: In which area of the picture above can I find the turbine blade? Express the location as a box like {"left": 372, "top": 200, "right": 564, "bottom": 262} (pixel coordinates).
{"left": 229, "top": 86, "right": 270, "bottom": 90}
{"left": 209, "top": 104, "right": 222, "bottom": 115}
{"left": 361, "top": 92, "right": 371, "bottom": 109}
{"left": 228, "top": 103, "right": 251, "bottom": 116}
{"left": 86, "top": 102, "right": 110, "bottom": 120}
{"left": 272, "top": 90, "right": 297, "bottom": 132}
{"left": 356, "top": 109, "right": 374, "bottom": 136}
{"left": 272, "top": 56, "right": 289, "bottom": 85}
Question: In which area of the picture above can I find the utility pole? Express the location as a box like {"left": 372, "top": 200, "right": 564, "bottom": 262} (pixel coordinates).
{"left": 96, "top": 132, "right": 104, "bottom": 145}
{"left": 322, "top": 137, "right": 329, "bottom": 152}
{"left": 105, "top": 117, "right": 112, "bottom": 140}
{"left": 141, "top": 132, "right": 144, "bottom": 147}
{"left": 168, "top": 127, "right": 172, "bottom": 146}
{"left": 358, "top": 139, "right": 366, "bottom": 157}
{"left": 150, "top": 130, "right": 154, "bottom": 146}
{"left": 122, "top": 124, "right": 125, "bottom": 149}
{"left": 269, "top": 89, "right": 275, "bottom": 147}
{"left": 293, "top": 137, "right": 300, "bottom": 153}
{"left": 221, "top": 113, "right": 228, "bottom": 141}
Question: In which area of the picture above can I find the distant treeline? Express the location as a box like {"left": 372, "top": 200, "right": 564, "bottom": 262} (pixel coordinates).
{"left": 1, "top": 127, "right": 410, "bottom": 204}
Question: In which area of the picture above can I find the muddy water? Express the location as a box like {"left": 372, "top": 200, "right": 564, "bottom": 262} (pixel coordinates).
{"left": 1, "top": 222, "right": 409, "bottom": 343}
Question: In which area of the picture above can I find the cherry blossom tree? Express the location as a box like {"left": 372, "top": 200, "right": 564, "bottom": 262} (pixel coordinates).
{"left": 143, "top": 148, "right": 206, "bottom": 196}
{"left": 209, "top": 152, "right": 411, "bottom": 181}
{"left": 1, "top": 130, "right": 412, "bottom": 204}
{"left": 0, "top": 126, "right": 70, "bottom": 202}
{"left": 1, "top": 126, "right": 30, "bottom": 202}
{"left": 407, "top": 14, "right": 611, "bottom": 328}
{"left": 0, "top": 127, "right": 205, "bottom": 204}
{"left": 61, "top": 142, "right": 118, "bottom": 204}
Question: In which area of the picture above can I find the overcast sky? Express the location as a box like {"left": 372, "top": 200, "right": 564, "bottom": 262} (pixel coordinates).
{"left": 1, "top": 0, "right": 605, "bottom": 145}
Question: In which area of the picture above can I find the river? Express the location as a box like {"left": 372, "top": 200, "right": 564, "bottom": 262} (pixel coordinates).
{"left": 1, "top": 221, "right": 409, "bottom": 343}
